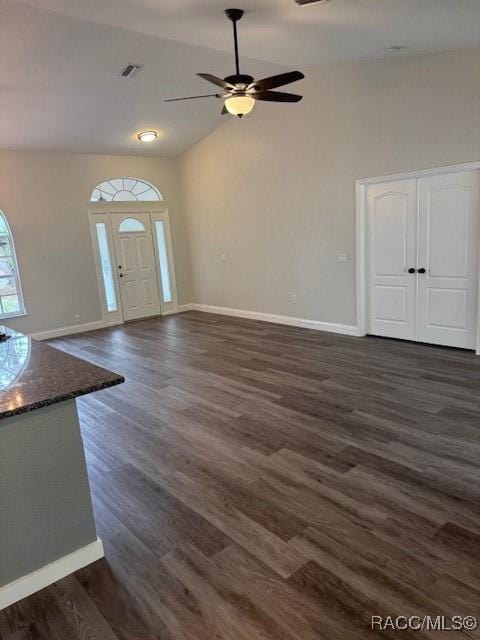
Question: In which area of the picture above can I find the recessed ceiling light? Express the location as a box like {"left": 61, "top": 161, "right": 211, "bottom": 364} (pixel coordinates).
{"left": 385, "top": 45, "right": 408, "bottom": 52}
{"left": 137, "top": 131, "right": 157, "bottom": 143}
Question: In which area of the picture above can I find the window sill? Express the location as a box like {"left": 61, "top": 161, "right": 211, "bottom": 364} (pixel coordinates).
{"left": 0, "top": 311, "right": 27, "bottom": 321}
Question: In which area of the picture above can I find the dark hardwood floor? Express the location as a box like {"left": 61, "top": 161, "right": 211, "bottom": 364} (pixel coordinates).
{"left": 1, "top": 311, "right": 480, "bottom": 639}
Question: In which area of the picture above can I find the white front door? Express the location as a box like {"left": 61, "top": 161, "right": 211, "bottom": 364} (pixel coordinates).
{"left": 416, "top": 171, "right": 479, "bottom": 349}
{"left": 367, "top": 179, "right": 417, "bottom": 340}
{"left": 111, "top": 213, "right": 161, "bottom": 321}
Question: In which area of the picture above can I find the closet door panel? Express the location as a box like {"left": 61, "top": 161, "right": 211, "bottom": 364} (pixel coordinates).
{"left": 367, "top": 180, "right": 417, "bottom": 340}
{"left": 417, "top": 171, "right": 479, "bottom": 349}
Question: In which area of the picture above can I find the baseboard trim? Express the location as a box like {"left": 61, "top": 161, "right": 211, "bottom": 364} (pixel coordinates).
{"left": 0, "top": 538, "right": 104, "bottom": 610}
{"left": 162, "top": 304, "right": 193, "bottom": 315}
{"left": 189, "top": 304, "right": 364, "bottom": 337}
{"left": 176, "top": 303, "right": 194, "bottom": 313}
{"left": 29, "top": 304, "right": 362, "bottom": 339}
{"left": 30, "top": 320, "right": 123, "bottom": 341}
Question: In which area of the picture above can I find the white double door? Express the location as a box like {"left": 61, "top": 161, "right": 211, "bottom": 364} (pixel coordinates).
{"left": 367, "top": 170, "right": 480, "bottom": 349}
{"left": 111, "top": 213, "right": 161, "bottom": 321}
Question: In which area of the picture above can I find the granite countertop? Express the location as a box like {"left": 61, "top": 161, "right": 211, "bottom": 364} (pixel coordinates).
{"left": 0, "top": 327, "right": 124, "bottom": 420}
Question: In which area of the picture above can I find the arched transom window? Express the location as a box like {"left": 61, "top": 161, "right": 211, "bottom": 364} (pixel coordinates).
{"left": 90, "top": 178, "right": 162, "bottom": 202}
{"left": 119, "top": 218, "right": 146, "bottom": 233}
{"left": 0, "top": 212, "right": 25, "bottom": 318}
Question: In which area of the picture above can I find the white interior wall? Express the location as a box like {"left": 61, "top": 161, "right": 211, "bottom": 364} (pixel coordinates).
{"left": 179, "top": 47, "right": 480, "bottom": 328}
{"left": 1, "top": 48, "right": 480, "bottom": 336}
{"left": 0, "top": 150, "right": 190, "bottom": 335}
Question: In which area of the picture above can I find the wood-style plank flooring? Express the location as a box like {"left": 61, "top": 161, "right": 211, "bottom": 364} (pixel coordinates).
{"left": 1, "top": 311, "right": 480, "bottom": 639}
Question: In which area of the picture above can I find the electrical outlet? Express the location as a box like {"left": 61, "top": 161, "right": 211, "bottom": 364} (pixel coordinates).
{"left": 75, "top": 313, "right": 81, "bottom": 323}
{"left": 290, "top": 294, "right": 297, "bottom": 304}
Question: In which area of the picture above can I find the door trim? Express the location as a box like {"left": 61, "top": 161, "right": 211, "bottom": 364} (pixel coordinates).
{"left": 356, "top": 160, "right": 480, "bottom": 353}
{"left": 111, "top": 212, "right": 162, "bottom": 322}
{"left": 88, "top": 211, "right": 123, "bottom": 326}
{"left": 151, "top": 211, "right": 178, "bottom": 314}
{"left": 88, "top": 207, "right": 178, "bottom": 323}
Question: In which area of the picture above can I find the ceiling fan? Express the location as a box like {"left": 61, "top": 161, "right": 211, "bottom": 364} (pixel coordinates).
{"left": 164, "top": 8, "right": 305, "bottom": 118}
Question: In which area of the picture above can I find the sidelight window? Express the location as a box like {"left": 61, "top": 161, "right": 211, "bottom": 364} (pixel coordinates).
{"left": 155, "top": 221, "right": 172, "bottom": 303}
{"left": 95, "top": 223, "right": 118, "bottom": 312}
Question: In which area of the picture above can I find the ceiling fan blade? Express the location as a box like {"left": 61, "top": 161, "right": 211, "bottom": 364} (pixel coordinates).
{"left": 252, "top": 91, "right": 303, "bottom": 103}
{"left": 197, "top": 73, "right": 234, "bottom": 90}
{"left": 164, "top": 93, "right": 220, "bottom": 102}
{"left": 250, "top": 71, "right": 305, "bottom": 91}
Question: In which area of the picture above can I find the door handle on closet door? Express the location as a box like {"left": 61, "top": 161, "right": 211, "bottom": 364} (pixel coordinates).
{"left": 418, "top": 268, "right": 426, "bottom": 274}
{"left": 408, "top": 268, "right": 416, "bottom": 274}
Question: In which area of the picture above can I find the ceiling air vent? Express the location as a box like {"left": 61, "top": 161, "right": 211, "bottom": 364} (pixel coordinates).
{"left": 119, "top": 64, "right": 144, "bottom": 78}
{"left": 295, "top": 0, "right": 330, "bottom": 5}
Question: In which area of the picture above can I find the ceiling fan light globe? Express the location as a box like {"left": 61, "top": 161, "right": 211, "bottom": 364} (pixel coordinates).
{"left": 224, "top": 95, "right": 255, "bottom": 117}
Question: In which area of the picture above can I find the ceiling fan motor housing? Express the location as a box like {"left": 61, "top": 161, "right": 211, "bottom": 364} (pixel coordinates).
{"left": 224, "top": 74, "right": 254, "bottom": 87}
{"left": 225, "top": 8, "right": 244, "bottom": 22}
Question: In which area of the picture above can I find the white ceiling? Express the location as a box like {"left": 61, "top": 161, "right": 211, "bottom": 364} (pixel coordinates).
{"left": 10, "top": 0, "right": 480, "bottom": 67}
{"left": 2, "top": 0, "right": 480, "bottom": 156}
{"left": 0, "top": 0, "right": 282, "bottom": 156}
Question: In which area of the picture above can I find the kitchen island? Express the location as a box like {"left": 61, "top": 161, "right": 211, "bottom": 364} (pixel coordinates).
{"left": 0, "top": 328, "right": 123, "bottom": 609}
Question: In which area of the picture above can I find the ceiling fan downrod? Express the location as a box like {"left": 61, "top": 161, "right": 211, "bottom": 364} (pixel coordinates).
{"left": 224, "top": 9, "right": 253, "bottom": 87}
{"left": 225, "top": 8, "right": 244, "bottom": 76}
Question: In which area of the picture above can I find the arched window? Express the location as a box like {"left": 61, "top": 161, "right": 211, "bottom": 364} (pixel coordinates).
{"left": 0, "top": 333, "right": 30, "bottom": 389}
{"left": 118, "top": 218, "right": 146, "bottom": 233}
{"left": 0, "top": 212, "right": 25, "bottom": 318}
{"left": 90, "top": 178, "right": 162, "bottom": 202}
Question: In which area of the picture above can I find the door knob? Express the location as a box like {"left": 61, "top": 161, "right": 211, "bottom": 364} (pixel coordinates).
{"left": 418, "top": 268, "right": 426, "bottom": 274}
{"left": 408, "top": 268, "right": 416, "bottom": 274}
{"left": 119, "top": 273, "right": 124, "bottom": 278}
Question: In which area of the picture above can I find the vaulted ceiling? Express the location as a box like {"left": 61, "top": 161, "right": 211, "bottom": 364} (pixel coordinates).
{"left": 2, "top": 0, "right": 480, "bottom": 156}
